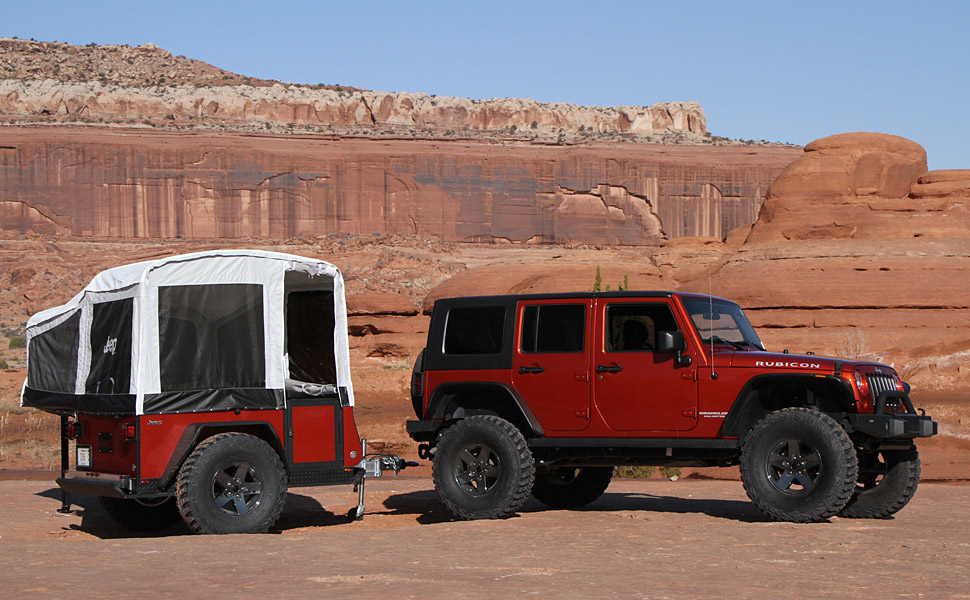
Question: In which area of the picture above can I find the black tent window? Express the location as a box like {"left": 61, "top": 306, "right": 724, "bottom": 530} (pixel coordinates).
{"left": 85, "top": 298, "right": 133, "bottom": 395}
{"left": 158, "top": 284, "right": 265, "bottom": 391}
{"left": 286, "top": 290, "right": 337, "bottom": 384}
{"left": 27, "top": 311, "right": 81, "bottom": 393}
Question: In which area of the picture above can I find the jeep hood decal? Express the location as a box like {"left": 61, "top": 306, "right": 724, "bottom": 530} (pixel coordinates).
{"left": 730, "top": 352, "right": 836, "bottom": 372}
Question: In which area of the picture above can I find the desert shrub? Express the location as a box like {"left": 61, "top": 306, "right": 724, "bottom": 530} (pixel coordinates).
{"left": 8, "top": 336, "right": 25, "bottom": 349}
{"left": 0, "top": 359, "right": 9, "bottom": 369}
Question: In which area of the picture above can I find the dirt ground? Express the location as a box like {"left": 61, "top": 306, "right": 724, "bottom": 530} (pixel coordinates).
{"left": 1, "top": 476, "right": 967, "bottom": 599}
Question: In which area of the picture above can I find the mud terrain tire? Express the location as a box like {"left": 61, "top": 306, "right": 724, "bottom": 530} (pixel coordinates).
{"left": 839, "top": 446, "right": 921, "bottom": 519}
{"left": 433, "top": 415, "right": 535, "bottom": 520}
{"left": 532, "top": 467, "right": 614, "bottom": 508}
{"left": 99, "top": 496, "right": 182, "bottom": 531}
{"left": 741, "top": 408, "right": 857, "bottom": 522}
{"left": 176, "top": 433, "right": 287, "bottom": 534}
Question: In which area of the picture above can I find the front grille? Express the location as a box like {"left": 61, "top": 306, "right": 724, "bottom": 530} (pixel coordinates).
{"left": 866, "top": 373, "right": 898, "bottom": 399}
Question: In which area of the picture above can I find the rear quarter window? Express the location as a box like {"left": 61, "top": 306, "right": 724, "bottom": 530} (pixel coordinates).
{"left": 444, "top": 306, "right": 505, "bottom": 355}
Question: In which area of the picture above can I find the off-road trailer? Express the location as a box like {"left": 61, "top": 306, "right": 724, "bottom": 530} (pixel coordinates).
{"left": 22, "top": 250, "right": 411, "bottom": 534}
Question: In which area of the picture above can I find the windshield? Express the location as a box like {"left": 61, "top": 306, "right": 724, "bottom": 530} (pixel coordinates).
{"left": 681, "top": 297, "right": 764, "bottom": 350}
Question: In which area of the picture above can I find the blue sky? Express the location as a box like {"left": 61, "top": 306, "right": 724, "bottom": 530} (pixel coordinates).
{"left": 3, "top": 1, "right": 968, "bottom": 169}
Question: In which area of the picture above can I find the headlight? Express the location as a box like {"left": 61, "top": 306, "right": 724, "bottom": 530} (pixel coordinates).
{"left": 854, "top": 370, "right": 869, "bottom": 398}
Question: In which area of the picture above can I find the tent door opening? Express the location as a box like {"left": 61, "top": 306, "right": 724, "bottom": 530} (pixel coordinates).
{"left": 282, "top": 276, "right": 344, "bottom": 478}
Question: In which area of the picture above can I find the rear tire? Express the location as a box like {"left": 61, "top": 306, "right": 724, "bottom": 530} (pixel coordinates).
{"left": 740, "top": 408, "right": 857, "bottom": 522}
{"left": 176, "top": 433, "right": 287, "bottom": 534}
{"left": 99, "top": 496, "right": 181, "bottom": 532}
{"left": 532, "top": 466, "right": 613, "bottom": 508}
{"left": 432, "top": 416, "right": 535, "bottom": 520}
{"left": 839, "top": 446, "right": 921, "bottom": 519}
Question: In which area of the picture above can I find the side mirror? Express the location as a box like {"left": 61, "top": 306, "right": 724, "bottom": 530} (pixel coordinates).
{"left": 657, "top": 331, "right": 691, "bottom": 367}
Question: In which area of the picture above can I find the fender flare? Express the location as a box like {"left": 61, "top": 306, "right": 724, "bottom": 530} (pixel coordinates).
{"left": 721, "top": 374, "right": 855, "bottom": 439}
{"left": 426, "top": 381, "right": 544, "bottom": 437}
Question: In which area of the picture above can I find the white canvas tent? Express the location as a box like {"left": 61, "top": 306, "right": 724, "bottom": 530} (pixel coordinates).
{"left": 22, "top": 250, "right": 354, "bottom": 415}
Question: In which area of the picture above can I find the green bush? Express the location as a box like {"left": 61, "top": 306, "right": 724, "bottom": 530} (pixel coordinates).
{"left": 8, "top": 336, "right": 25, "bottom": 349}
{"left": 0, "top": 359, "right": 9, "bottom": 369}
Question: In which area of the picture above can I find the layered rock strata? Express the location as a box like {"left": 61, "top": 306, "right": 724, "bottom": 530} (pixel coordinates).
{"left": 0, "top": 127, "right": 799, "bottom": 244}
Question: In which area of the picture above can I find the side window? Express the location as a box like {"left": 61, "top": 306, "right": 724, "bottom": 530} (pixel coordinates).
{"left": 158, "top": 284, "right": 265, "bottom": 391}
{"left": 27, "top": 311, "right": 81, "bottom": 393}
{"left": 521, "top": 304, "right": 585, "bottom": 353}
{"left": 86, "top": 298, "right": 133, "bottom": 394}
{"left": 606, "top": 303, "right": 679, "bottom": 352}
{"left": 444, "top": 306, "right": 505, "bottom": 355}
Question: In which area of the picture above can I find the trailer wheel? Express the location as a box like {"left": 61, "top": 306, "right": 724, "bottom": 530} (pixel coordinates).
{"left": 531, "top": 466, "right": 613, "bottom": 508}
{"left": 176, "top": 433, "right": 287, "bottom": 534}
{"left": 839, "top": 446, "right": 921, "bottom": 519}
{"left": 432, "top": 415, "right": 535, "bottom": 520}
{"left": 99, "top": 496, "right": 182, "bottom": 531}
{"left": 740, "top": 408, "right": 857, "bottom": 522}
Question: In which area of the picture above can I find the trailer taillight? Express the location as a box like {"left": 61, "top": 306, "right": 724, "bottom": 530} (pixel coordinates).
{"left": 123, "top": 424, "right": 136, "bottom": 441}
{"left": 66, "top": 421, "right": 82, "bottom": 440}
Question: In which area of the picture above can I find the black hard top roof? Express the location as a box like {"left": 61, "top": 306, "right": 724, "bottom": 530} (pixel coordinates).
{"left": 433, "top": 291, "right": 737, "bottom": 305}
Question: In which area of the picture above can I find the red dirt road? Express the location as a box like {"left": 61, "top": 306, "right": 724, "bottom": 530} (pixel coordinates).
{"left": 1, "top": 476, "right": 967, "bottom": 599}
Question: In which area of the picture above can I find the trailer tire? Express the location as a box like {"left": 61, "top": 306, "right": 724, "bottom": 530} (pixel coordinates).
{"left": 839, "top": 446, "right": 921, "bottom": 519}
{"left": 741, "top": 408, "right": 857, "bottom": 522}
{"left": 531, "top": 466, "right": 613, "bottom": 508}
{"left": 176, "top": 433, "right": 287, "bottom": 534}
{"left": 99, "top": 496, "right": 182, "bottom": 532}
{"left": 432, "top": 415, "right": 535, "bottom": 520}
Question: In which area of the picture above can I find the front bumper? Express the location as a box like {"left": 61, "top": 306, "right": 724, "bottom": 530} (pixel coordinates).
{"left": 846, "top": 413, "right": 938, "bottom": 439}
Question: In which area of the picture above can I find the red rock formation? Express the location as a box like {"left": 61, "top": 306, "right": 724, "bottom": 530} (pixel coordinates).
{"left": 0, "top": 127, "right": 799, "bottom": 245}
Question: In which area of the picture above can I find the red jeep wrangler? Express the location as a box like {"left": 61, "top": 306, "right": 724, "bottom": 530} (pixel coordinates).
{"left": 407, "top": 292, "right": 937, "bottom": 523}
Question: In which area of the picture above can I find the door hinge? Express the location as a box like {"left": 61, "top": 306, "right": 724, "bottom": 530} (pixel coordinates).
{"left": 681, "top": 370, "right": 697, "bottom": 381}
{"left": 682, "top": 407, "right": 697, "bottom": 418}
{"left": 575, "top": 408, "right": 590, "bottom": 419}
{"left": 575, "top": 372, "right": 589, "bottom": 383}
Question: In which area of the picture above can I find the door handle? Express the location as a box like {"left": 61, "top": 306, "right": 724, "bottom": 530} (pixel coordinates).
{"left": 596, "top": 364, "right": 623, "bottom": 374}
{"left": 519, "top": 365, "right": 545, "bottom": 374}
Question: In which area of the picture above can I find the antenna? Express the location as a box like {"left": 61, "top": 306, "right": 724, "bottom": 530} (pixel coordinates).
{"left": 709, "top": 268, "right": 717, "bottom": 380}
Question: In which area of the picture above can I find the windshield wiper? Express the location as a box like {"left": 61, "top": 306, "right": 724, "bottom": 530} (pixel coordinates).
{"left": 707, "top": 336, "right": 747, "bottom": 351}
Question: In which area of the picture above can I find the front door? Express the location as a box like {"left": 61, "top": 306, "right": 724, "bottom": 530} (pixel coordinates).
{"left": 593, "top": 299, "right": 698, "bottom": 432}
{"left": 512, "top": 300, "right": 592, "bottom": 432}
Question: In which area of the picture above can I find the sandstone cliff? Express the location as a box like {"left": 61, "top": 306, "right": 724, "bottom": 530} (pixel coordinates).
{"left": 0, "top": 38, "right": 707, "bottom": 142}
{"left": 0, "top": 127, "right": 798, "bottom": 244}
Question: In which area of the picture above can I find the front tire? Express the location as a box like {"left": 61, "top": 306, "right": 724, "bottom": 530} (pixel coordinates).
{"left": 99, "top": 496, "right": 182, "bottom": 531}
{"left": 839, "top": 446, "right": 921, "bottom": 519}
{"left": 532, "top": 467, "right": 613, "bottom": 508}
{"left": 740, "top": 408, "right": 857, "bottom": 522}
{"left": 432, "top": 416, "right": 535, "bottom": 520}
{"left": 176, "top": 433, "right": 287, "bottom": 534}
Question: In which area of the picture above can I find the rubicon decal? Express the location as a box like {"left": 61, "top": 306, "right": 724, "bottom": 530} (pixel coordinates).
{"left": 755, "top": 361, "right": 822, "bottom": 369}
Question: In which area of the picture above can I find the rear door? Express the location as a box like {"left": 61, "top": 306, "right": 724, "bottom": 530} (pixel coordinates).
{"left": 592, "top": 299, "right": 698, "bottom": 432}
{"left": 512, "top": 299, "right": 592, "bottom": 431}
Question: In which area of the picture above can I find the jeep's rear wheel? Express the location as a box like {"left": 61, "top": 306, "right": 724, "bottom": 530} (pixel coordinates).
{"left": 531, "top": 466, "right": 613, "bottom": 508}
{"left": 99, "top": 496, "right": 182, "bottom": 531}
{"left": 740, "top": 408, "right": 857, "bottom": 522}
{"left": 176, "top": 433, "right": 287, "bottom": 534}
{"left": 432, "top": 415, "right": 535, "bottom": 520}
{"left": 839, "top": 446, "right": 920, "bottom": 519}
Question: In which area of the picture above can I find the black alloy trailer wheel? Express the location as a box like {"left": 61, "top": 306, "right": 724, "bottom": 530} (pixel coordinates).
{"left": 99, "top": 496, "right": 183, "bottom": 531}
{"left": 531, "top": 466, "right": 614, "bottom": 508}
{"left": 740, "top": 407, "right": 858, "bottom": 523}
{"left": 176, "top": 433, "right": 287, "bottom": 534}
{"left": 839, "top": 445, "right": 921, "bottom": 518}
{"left": 432, "top": 415, "right": 535, "bottom": 520}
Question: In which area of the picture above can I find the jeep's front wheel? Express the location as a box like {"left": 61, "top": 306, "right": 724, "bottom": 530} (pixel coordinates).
{"left": 432, "top": 415, "right": 535, "bottom": 520}
{"left": 740, "top": 408, "right": 857, "bottom": 522}
{"left": 839, "top": 446, "right": 921, "bottom": 519}
{"left": 531, "top": 466, "right": 613, "bottom": 509}
{"left": 176, "top": 433, "right": 287, "bottom": 534}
